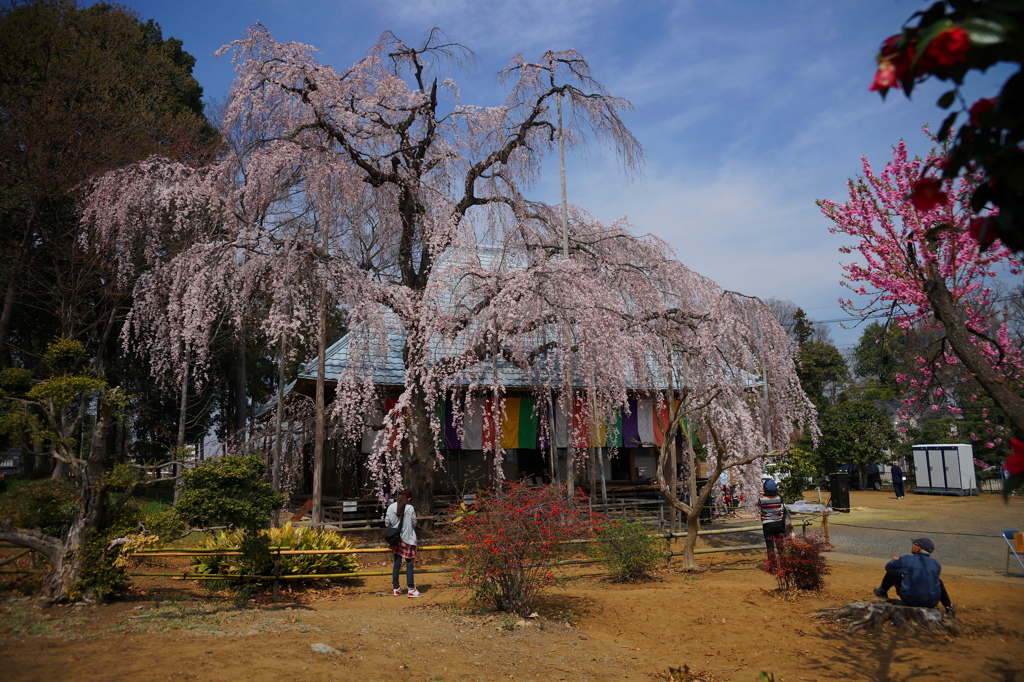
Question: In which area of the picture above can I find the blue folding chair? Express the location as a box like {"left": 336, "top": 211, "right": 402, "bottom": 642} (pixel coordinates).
{"left": 1003, "top": 530, "right": 1024, "bottom": 577}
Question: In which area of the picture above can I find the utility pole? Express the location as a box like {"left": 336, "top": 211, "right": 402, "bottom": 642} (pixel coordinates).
{"left": 557, "top": 89, "right": 576, "bottom": 500}
{"left": 312, "top": 224, "right": 328, "bottom": 527}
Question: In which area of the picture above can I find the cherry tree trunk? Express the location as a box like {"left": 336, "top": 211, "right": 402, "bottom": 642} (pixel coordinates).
{"left": 405, "top": 380, "right": 437, "bottom": 516}
{"left": 680, "top": 505, "right": 701, "bottom": 569}
{"left": 233, "top": 329, "right": 248, "bottom": 440}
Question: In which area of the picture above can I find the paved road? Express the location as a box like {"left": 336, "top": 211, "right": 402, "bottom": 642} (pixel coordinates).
{"left": 707, "top": 489, "right": 1024, "bottom": 576}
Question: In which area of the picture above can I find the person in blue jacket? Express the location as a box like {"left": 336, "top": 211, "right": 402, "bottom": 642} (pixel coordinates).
{"left": 891, "top": 462, "right": 905, "bottom": 499}
{"left": 873, "top": 537, "right": 954, "bottom": 617}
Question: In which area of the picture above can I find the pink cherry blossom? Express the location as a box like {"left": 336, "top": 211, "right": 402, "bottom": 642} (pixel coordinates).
{"left": 82, "top": 26, "right": 816, "bottom": 509}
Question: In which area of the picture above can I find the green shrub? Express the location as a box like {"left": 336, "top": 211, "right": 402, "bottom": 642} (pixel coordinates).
{"left": 767, "top": 446, "right": 819, "bottom": 503}
{"left": 143, "top": 507, "right": 186, "bottom": 541}
{"left": 191, "top": 523, "right": 358, "bottom": 584}
{"left": 0, "top": 479, "right": 78, "bottom": 539}
{"left": 175, "top": 453, "right": 285, "bottom": 532}
{"left": 69, "top": 498, "right": 150, "bottom": 602}
{"left": 591, "top": 519, "right": 662, "bottom": 582}
{"left": 69, "top": 529, "right": 131, "bottom": 602}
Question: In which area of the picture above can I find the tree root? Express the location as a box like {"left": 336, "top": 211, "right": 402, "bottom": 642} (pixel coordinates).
{"left": 816, "top": 600, "right": 958, "bottom": 635}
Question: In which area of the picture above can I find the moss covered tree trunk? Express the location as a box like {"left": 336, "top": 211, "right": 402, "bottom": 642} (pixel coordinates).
{"left": 0, "top": 399, "right": 112, "bottom": 603}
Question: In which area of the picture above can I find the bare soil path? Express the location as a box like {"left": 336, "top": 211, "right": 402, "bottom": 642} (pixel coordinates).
{"left": 2, "top": 491, "right": 1022, "bottom": 681}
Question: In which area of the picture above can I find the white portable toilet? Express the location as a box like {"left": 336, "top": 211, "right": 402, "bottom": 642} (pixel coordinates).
{"left": 911, "top": 444, "right": 978, "bottom": 495}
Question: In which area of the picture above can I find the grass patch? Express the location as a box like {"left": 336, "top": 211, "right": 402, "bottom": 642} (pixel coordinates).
{"left": 0, "top": 603, "right": 85, "bottom": 639}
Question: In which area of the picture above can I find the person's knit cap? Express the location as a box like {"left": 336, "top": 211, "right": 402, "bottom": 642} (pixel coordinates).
{"left": 912, "top": 537, "right": 935, "bottom": 554}
{"left": 763, "top": 479, "right": 778, "bottom": 494}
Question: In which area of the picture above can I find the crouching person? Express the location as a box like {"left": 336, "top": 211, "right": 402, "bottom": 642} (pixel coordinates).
{"left": 873, "top": 537, "right": 955, "bottom": 617}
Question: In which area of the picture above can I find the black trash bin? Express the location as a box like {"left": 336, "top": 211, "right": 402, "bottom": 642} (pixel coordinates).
{"left": 829, "top": 472, "right": 850, "bottom": 512}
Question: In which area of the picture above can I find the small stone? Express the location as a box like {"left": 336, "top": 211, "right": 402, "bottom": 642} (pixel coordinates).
{"left": 310, "top": 643, "right": 340, "bottom": 656}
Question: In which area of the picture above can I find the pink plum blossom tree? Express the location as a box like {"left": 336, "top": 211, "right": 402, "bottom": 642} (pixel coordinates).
{"left": 820, "top": 133, "right": 1024, "bottom": 437}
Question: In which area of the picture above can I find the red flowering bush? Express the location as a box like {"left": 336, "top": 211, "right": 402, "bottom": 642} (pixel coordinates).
{"left": 969, "top": 216, "right": 996, "bottom": 249}
{"left": 760, "top": 534, "right": 831, "bottom": 591}
{"left": 870, "top": 25, "right": 970, "bottom": 96}
{"left": 869, "top": 65, "right": 898, "bottom": 93}
{"left": 445, "top": 482, "right": 599, "bottom": 615}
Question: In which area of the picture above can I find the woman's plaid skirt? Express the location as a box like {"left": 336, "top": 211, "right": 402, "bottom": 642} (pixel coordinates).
{"left": 394, "top": 540, "right": 418, "bottom": 560}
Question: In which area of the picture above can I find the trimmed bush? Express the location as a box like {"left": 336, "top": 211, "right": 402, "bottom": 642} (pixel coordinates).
{"left": 592, "top": 519, "right": 662, "bottom": 581}
{"left": 175, "top": 453, "right": 285, "bottom": 532}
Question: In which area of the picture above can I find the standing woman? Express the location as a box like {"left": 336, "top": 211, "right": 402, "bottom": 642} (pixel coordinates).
{"left": 387, "top": 489, "right": 423, "bottom": 597}
{"left": 758, "top": 479, "right": 786, "bottom": 560}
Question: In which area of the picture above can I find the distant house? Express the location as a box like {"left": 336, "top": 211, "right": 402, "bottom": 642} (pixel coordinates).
{"left": 0, "top": 447, "right": 24, "bottom": 479}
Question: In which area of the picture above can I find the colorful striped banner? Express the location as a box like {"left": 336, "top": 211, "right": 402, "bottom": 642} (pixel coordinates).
{"left": 432, "top": 393, "right": 668, "bottom": 451}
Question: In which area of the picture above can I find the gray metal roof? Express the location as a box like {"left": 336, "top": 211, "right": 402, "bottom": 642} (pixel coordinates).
{"left": 293, "top": 244, "right": 763, "bottom": 393}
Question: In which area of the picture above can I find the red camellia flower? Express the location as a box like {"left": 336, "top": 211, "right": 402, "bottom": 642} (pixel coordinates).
{"left": 917, "top": 26, "right": 970, "bottom": 71}
{"left": 969, "top": 216, "right": 996, "bottom": 248}
{"left": 969, "top": 97, "right": 997, "bottom": 125}
{"left": 870, "top": 64, "right": 898, "bottom": 92}
{"left": 875, "top": 34, "right": 915, "bottom": 89}
{"left": 910, "top": 178, "right": 948, "bottom": 212}
{"left": 1007, "top": 438, "right": 1024, "bottom": 476}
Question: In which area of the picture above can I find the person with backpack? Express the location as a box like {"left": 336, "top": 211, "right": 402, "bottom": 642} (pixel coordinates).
{"left": 758, "top": 479, "right": 787, "bottom": 560}
{"left": 386, "top": 489, "right": 423, "bottom": 597}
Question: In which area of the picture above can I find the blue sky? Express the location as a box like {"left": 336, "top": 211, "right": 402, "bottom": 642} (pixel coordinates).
{"left": 116, "top": 0, "right": 1012, "bottom": 351}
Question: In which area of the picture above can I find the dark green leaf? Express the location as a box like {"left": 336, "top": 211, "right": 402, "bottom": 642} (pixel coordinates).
{"left": 937, "top": 89, "right": 957, "bottom": 109}
{"left": 937, "top": 111, "right": 958, "bottom": 140}
{"left": 919, "top": 2, "right": 949, "bottom": 27}
{"left": 961, "top": 17, "right": 1007, "bottom": 46}
{"left": 970, "top": 184, "right": 991, "bottom": 212}
{"left": 1005, "top": 165, "right": 1024, "bottom": 191}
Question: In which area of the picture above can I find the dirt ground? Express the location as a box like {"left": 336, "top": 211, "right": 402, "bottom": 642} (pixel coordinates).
{"left": 2, "top": 491, "right": 1023, "bottom": 682}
